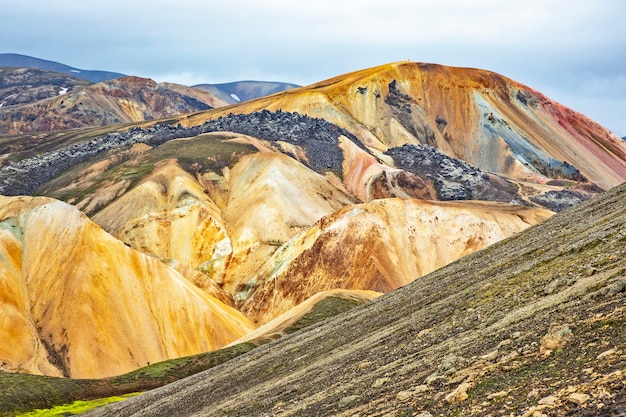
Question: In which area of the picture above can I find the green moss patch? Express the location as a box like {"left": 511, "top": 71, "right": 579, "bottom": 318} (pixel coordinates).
{"left": 13, "top": 393, "right": 138, "bottom": 417}
{"left": 285, "top": 296, "right": 366, "bottom": 334}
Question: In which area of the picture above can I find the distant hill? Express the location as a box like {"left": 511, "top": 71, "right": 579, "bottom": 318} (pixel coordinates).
{"left": 0, "top": 66, "right": 91, "bottom": 107}
{"left": 193, "top": 80, "right": 299, "bottom": 104}
{"left": 0, "top": 74, "right": 229, "bottom": 134}
{"left": 0, "top": 53, "right": 125, "bottom": 83}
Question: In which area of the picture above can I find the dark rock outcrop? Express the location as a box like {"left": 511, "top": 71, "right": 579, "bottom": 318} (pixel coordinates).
{"left": 0, "top": 111, "right": 367, "bottom": 196}
{"left": 385, "top": 144, "right": 525, "bottom": 204}
{"left": 530, "top": 189, "right": 590, "bottom": 212}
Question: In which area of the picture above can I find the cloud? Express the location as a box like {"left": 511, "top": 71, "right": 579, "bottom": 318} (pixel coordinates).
{"left": 2, "top": 0, "right": 625, "bottom": 134}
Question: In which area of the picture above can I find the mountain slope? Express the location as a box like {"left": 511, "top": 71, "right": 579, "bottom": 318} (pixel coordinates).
{"left": 239, "top": 198, "right": 552, "bottom": 324}
{"left": 0, "top": 53, "right": 125, "bottom": 83}
{"left": 86, "top": 178, "right": 626, "bottom": 417}
{"left": 182, "top": 61, "right": 626, "bottom": 191}
{"left": 16, "top": 128, "right": 549, "bottom": 324}
{"left": 0, "top": 196, "right": 254, "bottom": 379}
{"left": 0, "top": 76, "right": 228, "bottom": 134}
{"left": 0, "top": 66, "right": 91, "bottom": 108}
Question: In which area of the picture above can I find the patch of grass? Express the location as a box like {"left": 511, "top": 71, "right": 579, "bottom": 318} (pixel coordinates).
{"left": 285, "top": 296, "right": 365, "bottom": 334}
{"left": 13, "top": 393, "right": 139, "bottom": 417}
{"left": 149, "top": 133, "right": 258, "bottom": 174}
{"left": 0, "top": 342, "right": 260, "bottom": 417}
{"left": 39, "top": 133, "right": 257, "bottom": 211}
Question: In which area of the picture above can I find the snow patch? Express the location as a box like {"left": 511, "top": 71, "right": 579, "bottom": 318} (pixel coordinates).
{"left": 58, "top": 87, "right": 68, "bottom": 95}
{"left": 68, "top": 69, "right": 81, "bottom": 73}
{"left": 230, "top": 93, "right": 241, "bottom": 102}
{"left": 0, "top": 102, "right": 4, "bottom": 108}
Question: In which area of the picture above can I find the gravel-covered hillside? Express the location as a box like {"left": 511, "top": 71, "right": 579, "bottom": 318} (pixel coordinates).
{"left": 86, "top": 178, "right": 626, "bottom": 417}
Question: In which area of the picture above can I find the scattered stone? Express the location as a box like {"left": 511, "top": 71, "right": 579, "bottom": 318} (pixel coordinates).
{"left": 567, "top": 392, "right": 590, "bottom": 405}
{"left": 438, "top": 354, "right": 461, "bottom": 373}
{"left": 338, "top": 395, "right": 360, "bottom": 408}
{"left": 585, "top": 267, "right": 598, "bottom": 277}
{"left": 538, "top": 395, "right": 558, "bottom": 405}
{"left": 597, "top": 348, "right": 617, "bottom": 360}
{"left": 605, "top": 278, "right": 626, "bottom": 297}
{"left": 445, "top": 382, "right": 474, "bottom": 403}
{"left": 396, "top": 391, "right": 413, "bottom": 402}
{"left": 487, "top": 390, "right": 510, "bottom": 400}
{"left": 395, "top": 385, "right": 430, "bottom": 401}
{"left": 497, "top": 339, "right": 512, "bottom": 348}
{"left": 414, "top": 385, "right": 430, "bottom": 393}
{"left": 540, "top": 324, "right": 572, "bottom": 356}
{"left": 480, "top": 350, "right": 499, "bottom": 361}
{"left": 424, "top": 372, "right": 447, "bottom": 387}
{"left": 527, "top": 388, "right": 540, "bottom": 399}
{"left": 500, "top": 351, "right": 520, "bottom": 362}
{"left": 272, "top": 401, "right": 286, "bottom": 410}
{"left": 415, "top": 412, "right": 433, "bottom": 417}
{"left": 372, "top": 377, "right": 390, "bottom": 388}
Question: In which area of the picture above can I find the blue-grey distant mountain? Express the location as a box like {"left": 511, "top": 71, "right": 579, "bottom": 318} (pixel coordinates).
{"left": 193, "top": 80, "right": 300, "bottom": 104}
{"left": 0, "top": 53, "right": 125, "bottom": 83}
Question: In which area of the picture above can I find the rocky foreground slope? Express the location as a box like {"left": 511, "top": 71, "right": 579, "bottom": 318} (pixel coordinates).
{"left": 87, "top": 177, "right": 626, "bottom": 417}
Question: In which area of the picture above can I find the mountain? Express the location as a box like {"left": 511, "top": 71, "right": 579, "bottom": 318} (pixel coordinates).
{"left": 0, "top": 195, "right": 253, "bottom": 379}
{"left": 0, "top": 60, "right": 625, "bottom": 387}
{"left": 85, "top": 176, "right": 626, "bottom": 417}
{"left": 0, "top": 53, "right": 125, "bottom": 83}
{"left": 193, "top": 80, "right": 299, "bottom": 104}
{"left": 0, "top": 66, "right": 91, "bottom": 108}
{"left": 181, "top": 62, "right": 626, "bottom": 192}
{"left": 0, "top": 75, "right": 228, "bottom": 134}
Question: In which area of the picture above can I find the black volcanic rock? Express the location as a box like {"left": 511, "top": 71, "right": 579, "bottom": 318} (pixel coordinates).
{"left": 0, "top": 111, "right": 369, "bottom": 196}
{"left": 530, "top": 189, "right": 590, "bottom": 212}
{"left": 385, "top": 144, "right": 525, "bottom": 204}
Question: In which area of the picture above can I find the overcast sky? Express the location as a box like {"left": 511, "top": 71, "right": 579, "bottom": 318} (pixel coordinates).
{"left": 2, "top": 0, "right": 625, "bottom": 135}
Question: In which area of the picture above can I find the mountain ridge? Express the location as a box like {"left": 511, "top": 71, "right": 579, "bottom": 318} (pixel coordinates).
{"left": 180, "top": 61, "right": 626, "bottom": 191}
{"left": 0, "top": 53, "right": 125, "bottom": 83}
{"left": 193, "top": 80, "right": 300, "bottom": 104}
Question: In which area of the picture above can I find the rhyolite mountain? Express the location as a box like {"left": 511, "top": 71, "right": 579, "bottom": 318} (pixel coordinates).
{"left": 0, "top": 54, "right": 300, "bottom": 135}
{"left": 0, "top": 66, "right": 91, "bottom": 108}
{"left": 0, "top": 61, "right": 625, "bottom": 388}
{"left": 0, "top": 74, "right": 229, "bottom": 135}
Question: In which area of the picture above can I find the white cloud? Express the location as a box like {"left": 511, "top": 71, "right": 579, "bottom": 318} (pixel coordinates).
{"left": 1, "top": 0, "right": 625, "bottom": 134}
